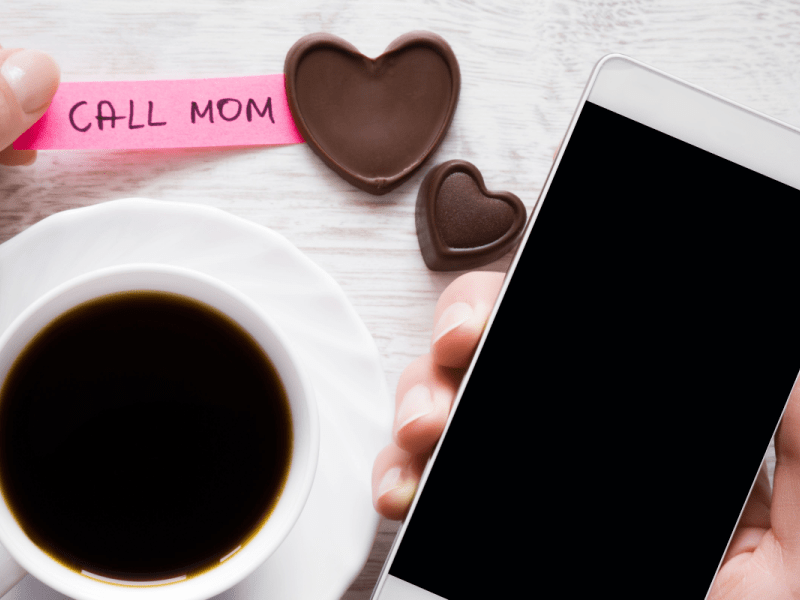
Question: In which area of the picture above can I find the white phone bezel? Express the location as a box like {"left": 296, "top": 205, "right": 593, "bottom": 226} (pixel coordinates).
{"left": 371, "top": 53, "right": 800, "bottom": 600}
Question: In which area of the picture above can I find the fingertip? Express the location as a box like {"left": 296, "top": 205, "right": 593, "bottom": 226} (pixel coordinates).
{"left": 431, "top": 301, "right": 473, "bottom": 346}
{"left": 394, "top": 384, "right": 434, "bottom": 435}
{"left": 394, "top": 356, "right": 459, "bottom": 454}
{"left": 430, "top": 271, "right": 505, "bottom": 368}
{"left": 430, "top": 310, "right": 484, "bottom": 368}
{"left": 374, "top": 467, "right": 418, "bottom": 521}
{"left": 372, "top": 445, "right": 423, "bottom": 520}
{"left": 0, "top": 49, "right": 61, "bottom": 114}
{"left": 394, "top": 382, "right": 450, "bottom": 454}
{"left": 433, "top": 272, "right": 506, "bottom": 322}
{"left": 0, "top": 48, "right": 60, "bottom": 154}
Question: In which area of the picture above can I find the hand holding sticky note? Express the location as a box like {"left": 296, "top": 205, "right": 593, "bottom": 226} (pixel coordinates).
{"left": 14, "top": 74, "right": 304, "bottom": 150}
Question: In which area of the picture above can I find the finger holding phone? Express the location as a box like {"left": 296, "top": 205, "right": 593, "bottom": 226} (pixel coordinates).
{"left": 372, "top": 271, "right": 505, "bottom": 521}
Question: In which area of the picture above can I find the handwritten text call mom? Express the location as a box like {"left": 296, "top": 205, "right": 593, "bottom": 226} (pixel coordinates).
{"left": 68, "top": 97, "right": 275, "bottom": 132}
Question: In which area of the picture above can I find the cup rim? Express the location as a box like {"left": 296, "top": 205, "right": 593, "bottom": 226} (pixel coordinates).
{"left": 0, "top": 263, "right": 319, "bottom": 600}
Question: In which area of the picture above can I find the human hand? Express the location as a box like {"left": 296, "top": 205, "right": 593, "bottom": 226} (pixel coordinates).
{"left": 708, "top": 382, "right": 800, "bottom": 599}
{"left": 0, "top": 45, "right": 60, "bottom": 166}
{"left": 372, "top": 271, "right": 800, "bottom": 599}
{"left": 371, "top": 271, "right": 505, "bottom": 520}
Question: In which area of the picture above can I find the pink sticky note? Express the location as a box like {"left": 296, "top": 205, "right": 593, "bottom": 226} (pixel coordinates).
{"left": 15, "top": 74, "right": 304, "bottom": 150}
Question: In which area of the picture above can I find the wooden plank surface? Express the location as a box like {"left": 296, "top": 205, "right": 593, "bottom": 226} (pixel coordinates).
{"left": 2, "top": 0, "right": 799, "bottom": 597}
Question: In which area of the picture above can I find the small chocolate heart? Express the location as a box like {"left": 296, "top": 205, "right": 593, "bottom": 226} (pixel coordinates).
{"left": 416, "top": 160, "right": 527, "bottom": 271}
{"left": 284, "top": 32, "right": 460, "bottom": 195}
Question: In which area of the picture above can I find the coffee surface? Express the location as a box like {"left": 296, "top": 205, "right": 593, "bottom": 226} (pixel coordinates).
{"left": 0, "top": 292, "right": 293, "bottom": 581}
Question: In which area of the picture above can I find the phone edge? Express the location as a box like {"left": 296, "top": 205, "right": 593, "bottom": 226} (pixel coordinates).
{"left": 369, "top": 51, "right": 625, "bottom": 600}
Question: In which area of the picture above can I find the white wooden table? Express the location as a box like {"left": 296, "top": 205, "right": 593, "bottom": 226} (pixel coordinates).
{"left": 2, "top": 0, "right": 799, "bottom": 598}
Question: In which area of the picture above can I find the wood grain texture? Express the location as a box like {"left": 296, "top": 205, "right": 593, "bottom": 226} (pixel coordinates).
{"left": 2, "top": 0, "right": 799, "bottom": 597}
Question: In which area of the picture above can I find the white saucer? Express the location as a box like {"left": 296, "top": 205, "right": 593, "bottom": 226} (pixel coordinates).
{"left": 0, "top": 199, "right": 393, "bottom": 600}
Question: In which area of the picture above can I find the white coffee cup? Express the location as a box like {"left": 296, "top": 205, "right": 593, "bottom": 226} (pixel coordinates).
{"left": 0, "top": 264, "right": 319, "bottom": 600}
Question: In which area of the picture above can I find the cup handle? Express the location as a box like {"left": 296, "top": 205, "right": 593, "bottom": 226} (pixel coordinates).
{"left": 0, "top": 541, "right": 26, "bottom": 596}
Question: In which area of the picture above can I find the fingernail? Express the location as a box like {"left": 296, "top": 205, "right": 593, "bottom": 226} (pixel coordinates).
{"left": 377, "top": 466, "right": 403, "bottom": 499}
{"left": 1, "top": 49, "right": 60, "bottom": 114}
{"left": 431, "top": 301, "right": 473, "bottom": 345}
{"left": 395, "top": 384, "right": 434, "bottom": 434}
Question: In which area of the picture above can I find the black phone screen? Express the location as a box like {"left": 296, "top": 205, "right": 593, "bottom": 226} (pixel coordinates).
{"left": 386, "top": 101, "right": 800, "bottom": 598}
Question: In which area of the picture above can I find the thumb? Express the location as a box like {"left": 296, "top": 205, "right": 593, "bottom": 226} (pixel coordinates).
{"left": 0, "top": 48, "right": 60, "bottom": 165}
{"left": 767, "top": 386, "right": 800, "bottom": 559}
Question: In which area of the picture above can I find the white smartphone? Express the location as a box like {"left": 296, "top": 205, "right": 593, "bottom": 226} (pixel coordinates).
{"left": 371, "top": 54, "right": 800, "bottom": 600}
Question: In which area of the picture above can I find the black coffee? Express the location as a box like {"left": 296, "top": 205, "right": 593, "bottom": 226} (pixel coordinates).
{"left": 0, "top": 291, "right": 293, "bottom": 582}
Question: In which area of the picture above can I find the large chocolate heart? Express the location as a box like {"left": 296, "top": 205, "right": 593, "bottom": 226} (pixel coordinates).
{"left": 284, "top": 32, "right": 460, "bottom": 195}
{"left": 416, "top": 160, "right": 527, "bottom": 271}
